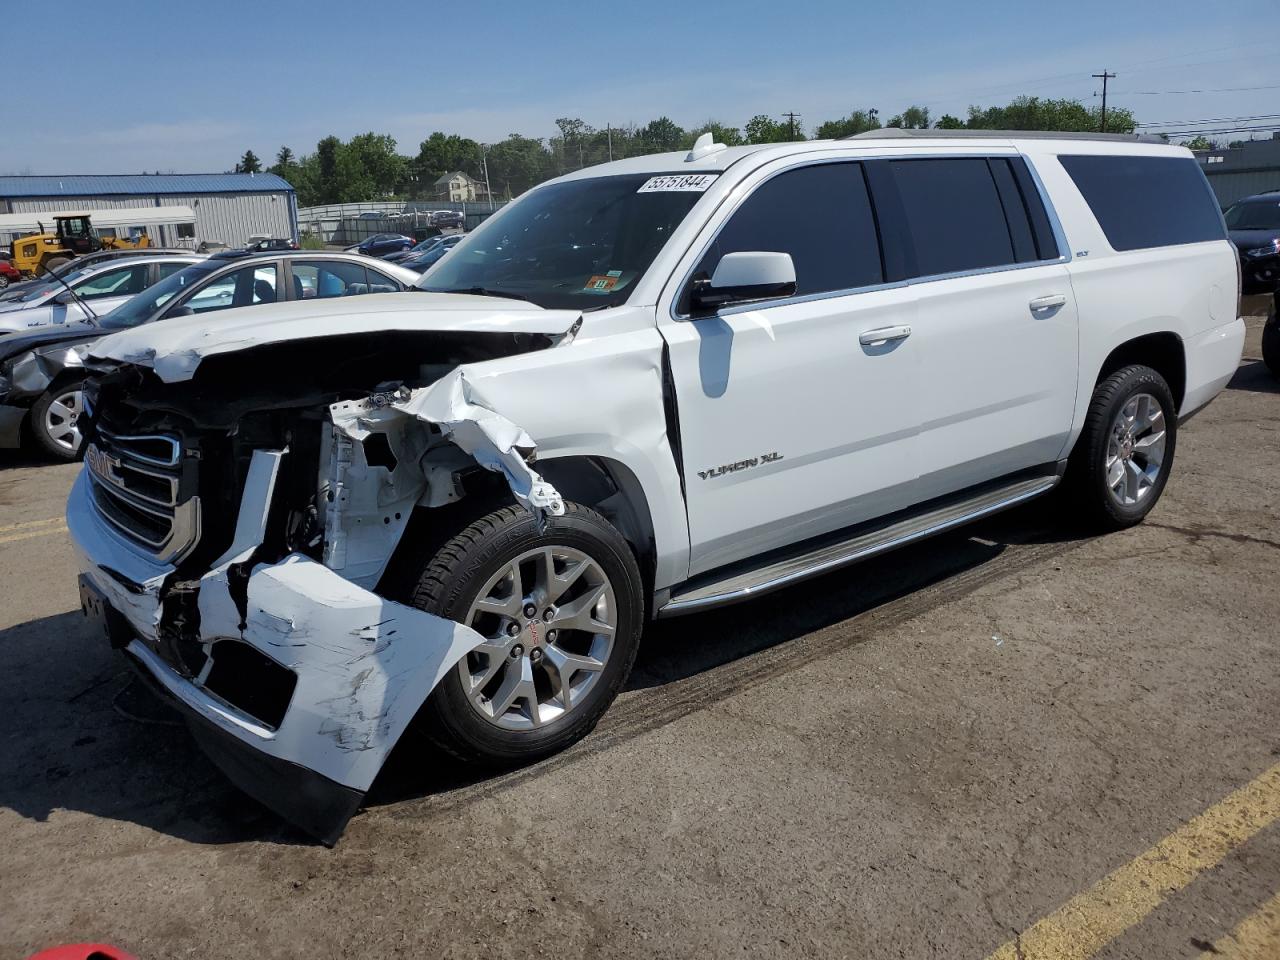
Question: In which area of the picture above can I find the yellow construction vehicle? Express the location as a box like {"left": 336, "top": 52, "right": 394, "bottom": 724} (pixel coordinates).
{"left": 8, "top": 213, "right": 152, "bottom": 277}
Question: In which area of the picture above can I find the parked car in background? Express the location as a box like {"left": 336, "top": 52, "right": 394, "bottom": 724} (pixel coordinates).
{"left": 0, "top": 255, "right": 203, "bottom": 334}
{"left": 0, "top": 248, "right": 196, "bottom": 303}
{"left": 399, "top": 234, "right": 462, "bottom": 272}
{"left": 355, "top": 233, "right": 413, "bottom": 258}
{"left": 69, "top": 132, "right": 1243, "bottom": 842}
{"left": 245, "top": 236, "right": 300, "bottom": 252}
{"left": 383, "top": 233, "right": 448, "bottom": 264}
{"left": 1225, "top": 191, "right": 1280, "bottom": 295}
{"left": 428, "top": 210, "right": 465, "bottom": 229}
{"left": 0, "top": 257, "right": 20, "bottom": 289}
{"left": 0, "top": 250, "right": 418, "bottom": 460}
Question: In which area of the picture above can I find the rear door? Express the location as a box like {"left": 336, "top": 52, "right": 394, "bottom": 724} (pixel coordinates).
{"left": 869, "top": 155, "right": 1079, "bottom": 499}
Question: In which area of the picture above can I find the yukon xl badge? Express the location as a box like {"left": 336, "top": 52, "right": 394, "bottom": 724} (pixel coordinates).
{"left": 697, "top": 451, "right": 783, "bottom": 480}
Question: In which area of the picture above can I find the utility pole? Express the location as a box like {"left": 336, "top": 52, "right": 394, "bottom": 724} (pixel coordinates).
{"left": 607, "top": 124, "right": 613, "bottom": 162}
{"left": 1092, "top": 70, "right": 1116, "bottom": 132}
{"left": 783, "top": 112, "right": 801, "bottom": 141}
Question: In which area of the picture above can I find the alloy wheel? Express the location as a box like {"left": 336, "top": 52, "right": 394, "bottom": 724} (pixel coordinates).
{"left": 1105, "top": 392, "right": 1166, "bottom": 507}
{"left": 460, "top": 545, "right": 616, "bottom": 730}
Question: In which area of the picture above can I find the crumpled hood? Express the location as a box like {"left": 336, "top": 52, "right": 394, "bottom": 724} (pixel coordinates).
{"left": 92, "top": 291, "right": 583, "bottom": 383}
{"left": 0, "top": 322, "right": 99, "bottom": 365}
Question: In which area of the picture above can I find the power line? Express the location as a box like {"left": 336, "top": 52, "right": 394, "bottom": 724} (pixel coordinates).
{"left": 1092, "top": 70, "right": 1116, "bottom": 132}
{"left": 1137, "top": 113, "right": 1280, "bottom": 128}
{"left": 1111, "top": 83, "right": 1280, "bottom": 96}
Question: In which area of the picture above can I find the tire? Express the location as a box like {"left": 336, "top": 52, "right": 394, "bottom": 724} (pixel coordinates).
{"left": 410, "top": 501, "right": 644, "bottom": 766}
{"left": 0, "top": 275, "right": 9, "bottom": 290}
{"left": 30, "top": 381, "right": 87, "bottom": 461}
{"left": 1065, "top": 364, "right": 1177, "bottom": 530}
{"left": 1263, "top": 314, "right": 1280, "bottom": 379}
{"left": 43, "top": 256, "right": 71, "bottom": 274}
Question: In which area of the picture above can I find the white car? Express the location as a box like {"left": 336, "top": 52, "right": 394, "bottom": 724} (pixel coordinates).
{"left": 71, "top": 130, "right": 1243, "bottom": 843}
{"left": 0, "top": 254, "right": 203, "bottom": 333}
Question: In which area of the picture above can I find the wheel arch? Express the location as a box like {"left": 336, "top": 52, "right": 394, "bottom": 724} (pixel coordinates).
{"left": 1094, "top": 331, "right": 1186, "bottom": 409}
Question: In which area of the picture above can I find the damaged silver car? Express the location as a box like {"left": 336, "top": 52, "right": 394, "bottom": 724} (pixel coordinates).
{"left": 70, "top": 132, "right": 1243, "bottom": 843}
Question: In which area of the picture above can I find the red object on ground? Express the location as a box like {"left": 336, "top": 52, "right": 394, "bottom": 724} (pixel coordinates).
{"left": 27, "top": 946, "right": 138, "bottom": 960}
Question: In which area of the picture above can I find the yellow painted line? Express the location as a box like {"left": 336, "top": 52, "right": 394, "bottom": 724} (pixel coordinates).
{"left": 0, "top": 516, "right": 64, "bottom": 534}
{"left": 0, "top": 522, "right": 67, "bottom": 545}
{"left": 985, "top": 762, "right": 1280, "bottom": 960}
{"left": 1197, "top": 889, "right": 1280, "bottom": 959}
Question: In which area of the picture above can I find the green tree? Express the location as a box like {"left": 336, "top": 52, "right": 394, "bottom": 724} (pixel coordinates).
{"left": 414, "top": 131, "right": 483, "bottom": 194}
{"left": 887, "top": 106, "right": 931, "bottom": 129}
{"left": 485, "top": 134, "right": 553, "bottom": 199}
{"left": 345, "top": 132, "right": 405, "bottom": 197}
{"left": 1182, "top": 135, "right": 1220, "bottom": 151}
{"left": 814, "top": 109, "right": 880, "bottom": 139}
{"left": 684, "top": 120, "right": 744, "bottom": 149}
{"left": 235, "top": 149, "right": 262, "bottom": 173}
{"left": 637, "top": 116, "right": 686, "bottom": 154}
{"left": 933, "top": 114, "right": 964, "bottom": 129}
{"left": 268, "top": 146, "right": 298, "bottom": 184}
{"left": 965, "top": 96, "right": 1136, "bottom": 134}
{"left": 744, "top": 114, "right": 804, "bottom": 144}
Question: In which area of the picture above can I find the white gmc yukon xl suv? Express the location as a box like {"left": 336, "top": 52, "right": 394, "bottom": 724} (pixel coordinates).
{"left": 70, "top": 130, "right": 1244, "bottom": 842}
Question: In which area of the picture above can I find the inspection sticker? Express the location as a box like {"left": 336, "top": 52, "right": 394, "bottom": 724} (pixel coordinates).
{"left": 637, "top": 174, "right": 719, "bottom": 193}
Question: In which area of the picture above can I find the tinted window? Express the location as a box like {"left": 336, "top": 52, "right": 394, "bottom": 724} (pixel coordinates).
{"left": 694, "top": 162, "right": 882, "bottom": 300}
{"left": 888, "top": 158, "right": 1016, "bottom": 277}
{"left": 1059, "top": 155, "right": 1225, "bottom": 251}
{"left": 1224, "top": 199, "right": 1280, "bottom": 230}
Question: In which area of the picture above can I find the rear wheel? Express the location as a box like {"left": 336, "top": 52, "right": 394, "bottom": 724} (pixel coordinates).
{"left": 30, "top": 381, "right": 87, "bottom": 461}
{"left": 409, "top": 502, "right": 643, "bottom": 766}
{"left": 1065, "top": 364, "right": 1177, "bottom": 530}
{"left": 1263, "top": 314, "right": 1280, "bottom": 378}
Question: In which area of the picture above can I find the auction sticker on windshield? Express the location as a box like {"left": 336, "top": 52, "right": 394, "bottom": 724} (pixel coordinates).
{"left": 637, "top": 174, "right": 719, "bottom": 193}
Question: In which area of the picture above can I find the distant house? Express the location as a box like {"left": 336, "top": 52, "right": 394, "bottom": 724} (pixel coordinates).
{"left": 433, "top": 171, "right": 487, "bottom": 202}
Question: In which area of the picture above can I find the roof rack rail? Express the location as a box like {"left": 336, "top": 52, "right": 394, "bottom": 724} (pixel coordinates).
{"left": 843, "top": 127, "right": 1169, "bottom": 145}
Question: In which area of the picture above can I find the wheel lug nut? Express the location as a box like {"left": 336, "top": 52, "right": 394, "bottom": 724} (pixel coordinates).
{"left": 543, "top": 607, "right": 556, "bottom": 622}
{"left": 530, "top": 648, "right": 543, "bottom": 662}
{"left": 506, "top": 623, "right": 520, "bottom": 637}
{"left": 510, "top": 644, "right": 523, "bottom": 659}
{"left": 523, "top": 602, "right": 537, "bottom": 618}
{"left": 546, "top": 630, "right": 557, "bottom": 644}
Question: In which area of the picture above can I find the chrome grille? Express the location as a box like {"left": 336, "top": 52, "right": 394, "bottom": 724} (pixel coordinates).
{"left": 85, "top": 427, "right": 200, "bottom": 563}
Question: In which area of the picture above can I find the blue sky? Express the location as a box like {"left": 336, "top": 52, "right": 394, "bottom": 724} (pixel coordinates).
{"left": 4, "top": 0, "right": 1276, "bottom": 173}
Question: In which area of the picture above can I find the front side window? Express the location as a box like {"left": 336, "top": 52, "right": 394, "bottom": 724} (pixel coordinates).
{"left": 1059, "top": 154, "right": 1225, "bottom": 251}
{"left": 180, "top": 263, "right": 278, "bottom": 315}
{"left": 888, "top": 158, "right": 1019, "bottom": 277}
{"left": 418, "top": 172, "right": 707, "bottom": 310}
{"left": 691, "top": 162, "right": 883, "bottom": 302}
{"left": 73, "top": 264, "right": 148, "bottom": 300}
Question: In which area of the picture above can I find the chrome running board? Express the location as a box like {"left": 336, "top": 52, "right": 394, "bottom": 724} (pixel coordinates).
{"left": 658, "top": 472, "right": 1060, "bottom": 618}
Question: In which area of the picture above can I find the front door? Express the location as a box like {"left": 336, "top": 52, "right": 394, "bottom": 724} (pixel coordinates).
{"left": 659, "top": 161, "right": 921, "bottom": 578}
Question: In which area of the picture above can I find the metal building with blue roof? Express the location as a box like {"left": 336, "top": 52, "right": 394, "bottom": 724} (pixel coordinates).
{"left": 0, "top": 172, "right": 297, "bottom": 248}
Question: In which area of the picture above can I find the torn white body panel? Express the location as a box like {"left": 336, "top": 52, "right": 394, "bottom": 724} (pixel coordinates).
{"left": 90, "top": 292, "right": 584, "bottom": 383}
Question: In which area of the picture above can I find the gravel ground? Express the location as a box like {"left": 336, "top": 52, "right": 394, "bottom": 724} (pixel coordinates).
{"left": 0, "top": 311, "right": 1276, "bottom": 959}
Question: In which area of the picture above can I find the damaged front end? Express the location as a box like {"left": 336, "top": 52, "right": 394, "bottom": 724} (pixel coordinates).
{"left": 70, "top": 324, "right": 575, "bottom": 843}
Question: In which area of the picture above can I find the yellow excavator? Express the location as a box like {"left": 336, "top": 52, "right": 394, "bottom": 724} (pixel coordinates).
{"left": 9, "top": 213, "right": 152, "bottom": 277}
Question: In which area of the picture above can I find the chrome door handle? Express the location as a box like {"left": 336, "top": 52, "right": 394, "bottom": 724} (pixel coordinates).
{"left": 858, "top": 325, "right": 912, "bottom": 346}
{"left": 1029, "top": 294, "right": 1067, "bottom": 311}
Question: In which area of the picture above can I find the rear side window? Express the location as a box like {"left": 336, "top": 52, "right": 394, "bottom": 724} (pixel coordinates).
{"left": 694, "top": 162, "right": 883, "bottom": 300}
{"left": 1059, "top": 155, "right": 1225, "bottom": 251}
{"left": 887, "top": 158, "right": 1017, "bottom": 277}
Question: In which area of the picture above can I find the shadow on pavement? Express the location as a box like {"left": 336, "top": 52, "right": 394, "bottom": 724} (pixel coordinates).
{"left": 1226, "top": 359, "right": 1278, "bottom": 395}
{"left": 0, "top": 493, "right": 1089, "bottom": 843}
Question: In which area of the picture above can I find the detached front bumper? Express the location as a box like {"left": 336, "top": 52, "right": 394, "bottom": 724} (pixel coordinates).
{"left": 68, "top": 469, "right": 486, "bottom": 844}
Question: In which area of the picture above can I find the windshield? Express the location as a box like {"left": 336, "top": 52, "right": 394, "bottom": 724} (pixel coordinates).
{"left": 417, "top": 172, "right": 709, "bottom": 309}
{"left": 97, "top": 260, "right": 221, "bottom": 329}
{"left": 1225, "top": 200, "right": 1280, "bottom": 231}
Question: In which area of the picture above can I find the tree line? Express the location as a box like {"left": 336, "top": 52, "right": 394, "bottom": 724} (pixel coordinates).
{"left": 232, "top": 96, "right": 1141, "bottom": 208}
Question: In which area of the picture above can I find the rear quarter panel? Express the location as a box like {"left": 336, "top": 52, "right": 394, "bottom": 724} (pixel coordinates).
{"left": 1029, "top": 146, "right": 1240, "bottom": 442}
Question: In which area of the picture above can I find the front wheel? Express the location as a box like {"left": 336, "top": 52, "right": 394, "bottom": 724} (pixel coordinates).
{"left": 410, "top": 502, "right": 644, "bottom": 766}
{"left": 30, "top": 381, "right": 87, "bottom": 461}
{"left": 1065, "top": 364, "right": 1177, "bottom": 530}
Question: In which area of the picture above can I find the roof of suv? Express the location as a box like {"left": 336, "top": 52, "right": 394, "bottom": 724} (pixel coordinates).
{"left": 554, "top": 128, "right": 1191, "bottom": 184}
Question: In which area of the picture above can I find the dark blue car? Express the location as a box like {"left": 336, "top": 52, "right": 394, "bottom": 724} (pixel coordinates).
{"left": 355, "top": 233, "right": 413, "bottom": 258}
